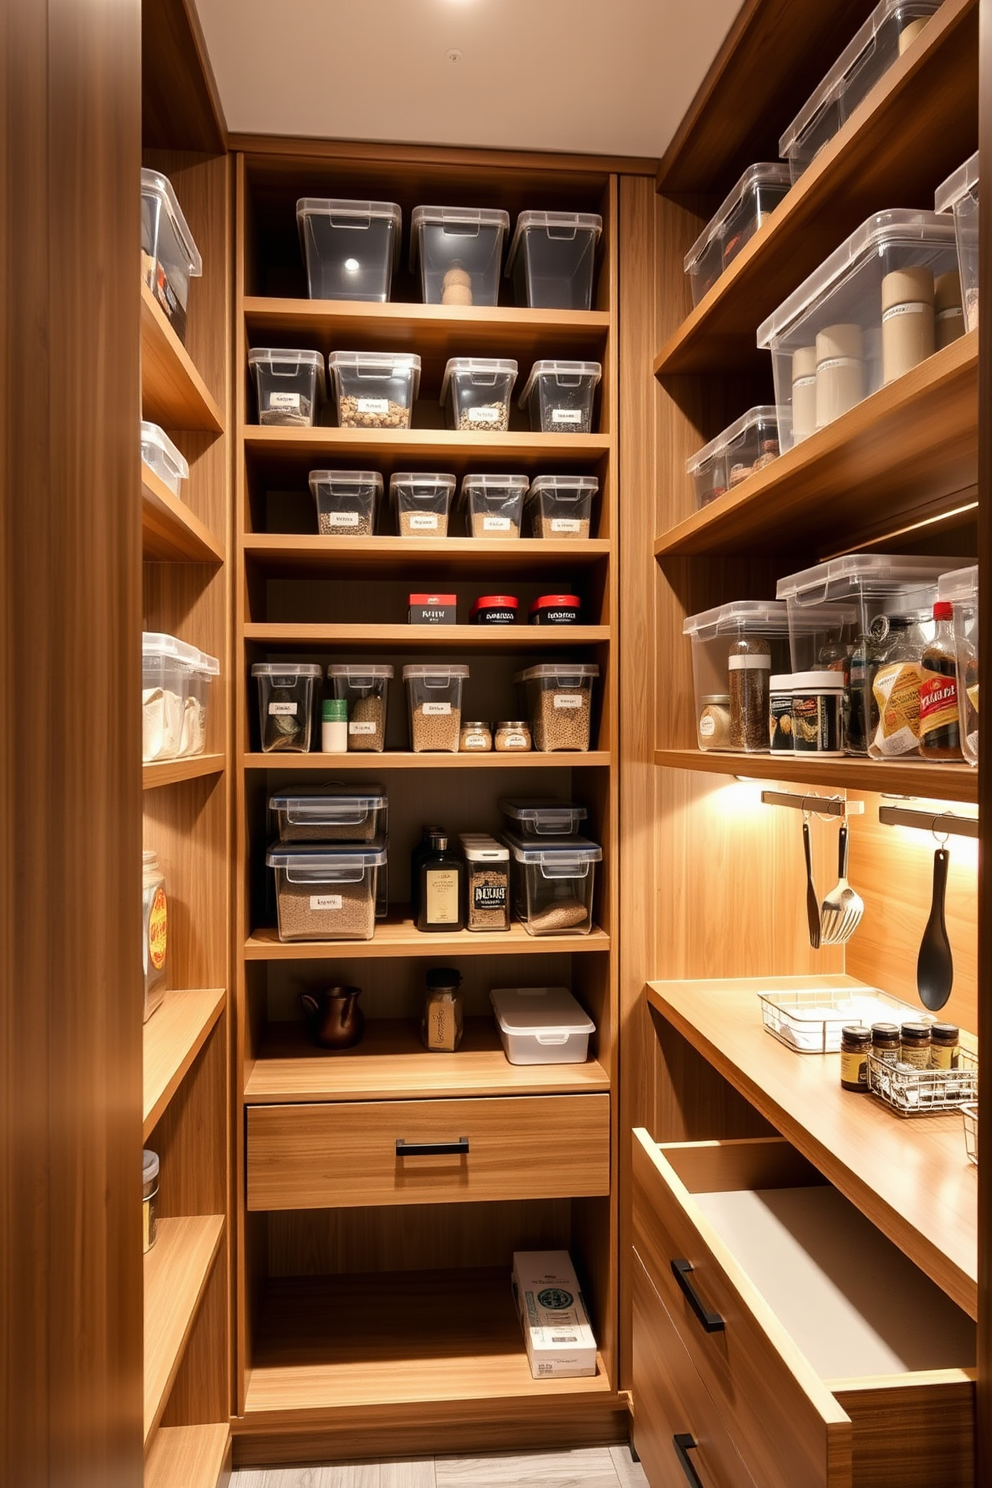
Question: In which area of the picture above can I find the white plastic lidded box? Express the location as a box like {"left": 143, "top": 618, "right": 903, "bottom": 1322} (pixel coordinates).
{"left": 684, "top": 164, "right": 792, "bottom": 305}
{"left": 506, "top": 211, "right": 603, "bottom": 310}
{"left": 756, "top": 211, "right": 959, "bottom": 450}
{"left": 683, "top": 601, "right": 792, "bottom": 754}
{"left": 328, "top": 351, "right": 421, "bottom": 431}
{"left": 519, "top": 361, "right": 601, "bottom": 435}
{"left": 140, "top": 422, "right": 189, "bottom": 499}
{"left": 411, "top": 206, "right": 510, "bottom": 306}
{"left": 935, "top": 151, "right": 979, "bottom": 335}
{"left": 686, "top": 406, "right": 789, "bottom": 509}
{"left": 441, "top": 357, "right": 518, "bottom": 433}
{"left": 779, "top": 0, "right": 941, "bottom": 182}
{"left": 938, "top": 564, "right": 979, "bottom": 766}
{"left": 141, "top": 168, "right": 202, "bottom": 344}
{"left": 490, "top": 986, "right": 594, "bottom": 1065}
{"left": 249, "top": 348, "right": 325, "bottom": 427}
{"left": 296, "top": 199, "right": 402, "bottom": 302}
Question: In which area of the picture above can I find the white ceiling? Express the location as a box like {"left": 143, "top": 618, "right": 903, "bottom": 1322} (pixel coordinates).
{"left": 192, "top": 0, "right": 741, "bottom": 160}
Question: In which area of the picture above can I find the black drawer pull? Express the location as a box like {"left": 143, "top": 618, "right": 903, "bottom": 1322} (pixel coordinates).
{"left": 673, "top": 1434, "right": 704, "bottom": 1488}
{"left": 671, "top": 1259, "right": 725, "bottom": 1333}
{"left": 395, "top": 1137, "right": 469, "bottom": 1156}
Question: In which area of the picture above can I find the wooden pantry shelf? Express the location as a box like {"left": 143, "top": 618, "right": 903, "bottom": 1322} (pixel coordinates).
{"left": 646, "top": 975, "right": 978, "bottom": 1318}
{"left": 143, "top": 753, "right": 225, "bottom": 791}
{"left": 653, "top": 748, "right": 979, "bottom": 804}
{"left": 246, "top": 913, "right": 609, "bottom": 961}
{"left": 243, "top": 426, "right": 611, "bottom": 469}
{"left": 142, "top": 469, "right": 225, "bottom": 564}
{"left": 242, "top": 534, "right": 610, "bottom": 575}
{"left": 654, "top": 331, "right": 978, "bottom": 557}
{"left": 245, "top": 1018, "right": 610, "bottom": 1104}
{"left": 144, "top": 1215, "right": 225, "bottom": 1447}
{"left": 144, "top": 1424, "right": 231, "bottom": 1488}
{"left": 244, "top": 623, "right": 608, "bottom": 647}
{"left": 655, "top": 0, "right": 978, "bottom": 375}
{"left": 244, "top": 750, "right": 611, "bottom": 769}
{"left": 143, "top": 988, "right": 226, "bottom": 1140}
{"left": 141, "top": 282, "right": 224, "bottom": 434}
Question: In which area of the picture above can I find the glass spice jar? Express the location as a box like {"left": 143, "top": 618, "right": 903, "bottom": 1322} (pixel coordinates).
{"left": 459, "top": 721, "right": 492, "bottom": 752}
{"left": 930, "top": 1022, "right": 960, "bottom": 1069}
{"left": 698, "top": 694, "right": 732, "bottom": 750}
{"left": 495, "top": 720, "right": 532, "bottom": 752}
{"left": 421, "top": 966, "right": 464, "bottom": 1052}
{"left": 871, "top": 1022, "right": 901, "bottom": 1065}
{"left": 142, "top": 1149, "right": 159, "bottom": 1253}
{"left": 840, "top": 1025, "right": 871, "bottom": 1092}
{"left": 900, "top": 1022, "right": 932, "bottom": 1069}
{"left": 728, "top": 636, "right": 771, "bottom": 751}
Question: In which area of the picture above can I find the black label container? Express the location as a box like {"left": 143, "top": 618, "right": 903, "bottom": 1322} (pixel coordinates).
{"left": 530, "top": 595, "right": 581, "bottom": 626}
{"left": 470, "top": 595, "right": 518, "bottom": 626}
{"left": 409, "top": 592, "right": 457, "bottom": 624}
{"left": 791, "top": 670, "right": 844, "bottom": 754}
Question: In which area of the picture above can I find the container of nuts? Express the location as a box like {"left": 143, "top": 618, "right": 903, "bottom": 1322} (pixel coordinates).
{"left": 327, "top": 351, "right": 420, "bottom": 430}
{"left": 249, "top": 348, "right": 325, "bottom": 427}
{"left": 309, "top": 470, "right": 382, "bottom": 536}
{"left": 403, "top": 664, "right": 470, "bottom": 752}
{"left": 441, "top": 357, "right": 518, "bottom": 433}
{"left": 459, "top": 835, "right": 510, "bottom": 931}
{"left": 265, "top": 840, "right": 387, "bottom": 942}
{"left": 516, "top": 663, "right": 599, "bottom": 752}
{"left": 390, "top": 472, "right": 457, "bottom": 537}
{"left": 326, "top": 664, "right": 393, "bottom": 752}
{"left": 501, "top": 830, "right": 602, "bottom": 936}
{"left": 461, "top": 474, "right": 528, "bottom": 538}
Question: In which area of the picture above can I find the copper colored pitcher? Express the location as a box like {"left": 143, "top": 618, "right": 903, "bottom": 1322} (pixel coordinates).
{"left": 299, "top": 985, "right": 365, "bottom": 1050}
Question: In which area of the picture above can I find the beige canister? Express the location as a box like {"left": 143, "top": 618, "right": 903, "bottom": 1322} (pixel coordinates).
{"left": 881, "top": 266, "right": 935, "bottom": 383}
{"left": 934, "top": 269, "right": 965, "bottom": 350}
{"left": 791, "top": 346, "right": 818, "bottom": 443}
{"left": 815, "top": 324, "right": 864, "bottom": 429}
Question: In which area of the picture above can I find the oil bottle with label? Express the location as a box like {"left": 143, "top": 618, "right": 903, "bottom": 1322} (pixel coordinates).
{"left": 415, "top": 832, "right": 466, "bottom": 932}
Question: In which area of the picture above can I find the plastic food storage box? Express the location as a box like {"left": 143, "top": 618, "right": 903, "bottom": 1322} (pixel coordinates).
{"left": 181, "top": 646, "right": 219, "bottom": 757}
{"left": 756, "top": 211, "right": 959, "bottom": 449}
{"left": 266, "top": 840, "right": 387, "bottom": 942}
{"left": 461, "top": 474, "right": 528, "bottom": 538}
{"left": 403, "top": 664, "right": 470, "bottom": 752}
{"left": 328, "top": 351, "right": 420, "bottom": 430}
{"left": 527, "top": 475, "right": 598, "bottom": 539}
{"left": 390, "top": 472, "right": 456, "bottom": 537}
{"left": 779, "top": 0, "right": 941, "bottom": 181}
{"left": 249, "top": 348, "right": 325, "bottom": 427}
{"left": 140, "top": 168, "right": 202, "bottom": 344}
{"left": 683, "top": 602, "right": 792, "bottom": 753}
{"left": 269, "top": 784, "right": 388, "bottom": 843}
{"left": 309, "top": 469, "right": 382, "bottom": 536}
{"left": 686, "top": 407, "right": 789, "bottom": 508}
{"left": 519, "top": 361, "right": 601, "bottom": 435}
{"left": 684, "top": 164, "right": 792, "bottom": 305}
{"left": 938, "top": 564, "right": 979, "bottom": 766}
{"left": 327, "top": 663, "right": 394, "bottom": 752}
{"left": 506, "top": 211, "right": 603, "bottom": 310}
{"left": 441, "top": 358, "right": 518, "bottom": 432}
{"left": 501, "top": 831, "right": 602, "bottom": 936}
{"left": 296, "top": 198, "right": 401, "bottom": 302}
{"left": 411, "top": 206, "right": 510, "bottom": 306}
{"left": 500, "top": 798, "right": 588, "bottom": 837}
{"left": 140, "top": 422, "right": 189, "bottom": 499}
{"left": 935, "top": 151, "right": 979, "bottom": 334}
{"left": 251, "top": 662, "right": 322, "bottom": 753}
{"left": 142, "top": 633, "right": 187, "bottom": 763}
{"left": 490, "top": 986, "right": 595, "bottom": 1064}
{"left": 516, "top": 664, "right": 599, "bottom": 752}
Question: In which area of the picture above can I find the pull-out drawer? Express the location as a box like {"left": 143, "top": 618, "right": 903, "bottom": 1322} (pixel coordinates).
{"left": 632, "top": 1130, "right": 975, "bottom": 1488}
{"left": 248, "top": 1094, "right": 610, "bottom": 1210}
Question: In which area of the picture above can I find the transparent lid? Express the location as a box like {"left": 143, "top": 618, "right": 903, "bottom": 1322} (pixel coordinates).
{"left": 140, "top": 168, "right": 203, "bottom": 276}
{"left": 269, "top": 784, "right": 387, "bottom": 821}
{"left": 197, "top": 650, "right": 220, "bottom": 677}
{"left": 500, "top": 799, "right": 588, "bottom": 833}
{"left": 296, "top": 198, "right": 402, "bottom": 266}
{"left": 501, "top": 829, "right": 602, "bottom": 865}
{"left": 506, "top": 211, "right": 603, "bottom": 274}
{"left": 519, "top": 360, "right": 602, "bottom": 405}
{"left": 514, "top": 664, "right": 599, "bottom": 682}
{"left": 142, "top": 631, "right": 181, "bottom": 659}
{"left": 248, "top": 347, "right": 326, "bottom": 397}
{"left": 937, "top": 565, "right": 979, "bottom": 601}
{"left": 390, "top": 473, "right": 457, "bottom": 498}
{"left": 490, "top": 985, "right": 594, "bottom": 1036}
{"left": 266, "top": 839, "right": 388, "bottom": 870}
{"left": 527, "top": 475, "right": 600, "bottom": 498}
{"left": 686, "top": 406, "right": 787, "bottom": 475}
{"left": 140, "top": 421, "right": 188, "bottom": 480}
{"left": 935, "top": 151, "right": 980, "bottom": 214}
{"left": 309, "top": 470, "right": 384, "bottom": 494}
{"left": 142, "top": 1149, "right": 160, "bottom": 1184}
{"left": 410, "top": 205, "right": 510, "bottom": 266}
{"left": 327, "top": 350, "right": 421, "bottom": 374}
{"left": 684, "top": 164, "right": 792, "bottom": 274}
{"left": 440, "top": 357, "right": 518, "bottom": 404}
{"left": 172, "top": 638, "right": 200, "bottom": 670}
{"left": 327, "top": 663, "right": 394, "bottom": 679}
{"left": 460, "top": 474, "right": 530, "bottom": 496}
{"left": 251, "top": 662, "right": 322, "bottom": 677}
{"left": 402, "top": 664, "right": 470, "bottom": 679}
{"left": 683, "top": 600, "right": 791, "bottom": 638}
{"left": 756, "top": 211, "right": 958, "bottom": 348}
{"left": 775, "top": 554, "right": 971, "bottom": 603}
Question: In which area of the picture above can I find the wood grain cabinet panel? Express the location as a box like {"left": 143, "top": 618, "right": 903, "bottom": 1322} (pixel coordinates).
{"left": 248, "top": 1095, "right": 610, "bottom": 1211}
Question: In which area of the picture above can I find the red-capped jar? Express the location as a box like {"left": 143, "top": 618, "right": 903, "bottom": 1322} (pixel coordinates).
{"left": 529, "top": 593, "right": 581, "bottom": 625}
{"left": 470, "top": 595, "right": 519, "bottom": 625}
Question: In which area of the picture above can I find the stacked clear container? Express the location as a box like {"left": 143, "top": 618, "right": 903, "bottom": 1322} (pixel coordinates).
{"left": 684, "top": 164, "right": 792, "bottom": 305}
{"left": 270, "top": 784, "right": 388, "bottom": 844}
{"left": 249, "top": 349, "right": 325, "bottom": 427}
{"left": 140, "top": 422, "right": 188, "bottom": 498}
{"left": 686, "top": 407, "right": 789, "bottom": 508}
{"left": 519, "top": 361, "right": 601, "bottom": 434}
{"left": 328, "top": 351, "right": 420, "bottom": 430}
{"left": 296, "top": 199, "right": 401, "bottom": 301}
{"left": 516, "top": 664, "right": 599, "bottom": 752}
{"left": 390, "top": 472, "right": 456, "bottom": 537}
{"left": 501, "top": 832, "right": 602, "bottom": 936}
{"left": 505, "top": 211, "right": 602, "bottom": 310}
{"left": 461, "top": 474, "right": 528, "bottom": 538}
{"left": 181, "top": 646, "right": 219, "bottom": 757}
{"left": 527, "top": 476, "right": 598, "bottom": 539}
{"left": 441, "top": 358, "right": 518, "bottom": 432}
{"left": 500, "top": 798, "right": 588, "bottom": 838}
{"left": 326, "top": 663, "right": 394, "bottom": 753}
{"left": 935, "top": 151, "right": 979, "bottom": 334}
{"left": 309, "top": 470, "right": 382, "bottom": 536}
{"left": 410, "top": 206, "right": 509, "bottom": 305}
{"left": 682, "top": 602, "right": 792, "bottom": 753}
{"left": 140, "top": 168, "right": 202, "bottom": 344}
{"left": 937, "top": 565, "right": 979, "bottom": 766}
{"left": 266, "top": 782, "right": 389, "bottom": 941}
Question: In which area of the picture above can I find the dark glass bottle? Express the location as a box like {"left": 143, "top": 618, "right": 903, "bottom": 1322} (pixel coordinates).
{"left": 410, "top": 825, "right": 444, "bottom": 920}
{"left": 416, "top": 833, "right": 465, "bottom": 933}
{"left": 919, "top": 601, "right": 962, "bottom": 761}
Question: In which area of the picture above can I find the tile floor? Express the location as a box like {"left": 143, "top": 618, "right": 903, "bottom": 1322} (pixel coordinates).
{"left": 231, "top": 1445, "right": 648, "bottom": 1488}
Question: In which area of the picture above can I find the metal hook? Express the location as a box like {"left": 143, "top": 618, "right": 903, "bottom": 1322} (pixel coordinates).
{"left": 932, "top": 813, "right": 952, "bottom": 847}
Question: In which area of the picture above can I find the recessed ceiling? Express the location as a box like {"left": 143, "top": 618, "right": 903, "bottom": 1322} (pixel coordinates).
{"left": 191, "top": 0, "right": 741, "bottom": 159}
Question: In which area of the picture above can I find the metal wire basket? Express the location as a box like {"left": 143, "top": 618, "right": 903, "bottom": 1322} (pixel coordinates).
{"left": 867, "top": 1046, "right": 978, "bottom": 1117}
{"left": 961, "top": 1102, "right": 978, "bottom": 1165}
{"left": 758, "top": 986, "right": 926, "bottom": 1055}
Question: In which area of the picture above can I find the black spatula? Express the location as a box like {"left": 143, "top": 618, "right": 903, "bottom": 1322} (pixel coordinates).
{"left": 917, "top": 847, "right": 953, "bottom": 1011}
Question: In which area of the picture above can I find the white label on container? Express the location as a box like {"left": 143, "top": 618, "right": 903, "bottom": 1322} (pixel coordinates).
{"left": 792, "top": 374, "right": 816, "bottom": 389}
{"left": 409, "top": 513, "right": 439, "bottom": 530}
{"left": 551, "top": 408, "right": 583, "bottom": 424}
{"left": 699, "top": 714, "right": 716, "bottom": 738}
{"left": 309, "top": 894, "right": 343, "bottom": 911}
{"left": 463, "top": 733, "right": 488, "bottom": 747}
{"left": 882, "top": 301, "right": 928, "bottom": 321}
{"left": 357, "top": 397, "right": 389, "bottom": 414}
{"left": 268, "top": 392, "right": 301, "bottom": 410}
{"left": 483, "top": 516, "right": 511, "bottom": 531}
{"left": 268, "top": 701, "right": 298, "bottom": 716}
{"left": 328, "top": 511, "right": 360, "bottom": 527}
{"left": 469, "top": 406, "right": 501, "bottom": 424}
{"left": 422, "top": 701, "right": 452, "bottom": 715}
{"left": 349, "top": 720, "right": 377, "bottom": 735}
{"left": 554, "top": 694, "right": 582, "bottom": 709}
{"left": 550, "top": 518, "right": 581, "bottom": 533}
{"left": 937, "top": 306, "right": 964, "bottom": 322}
{"left": 502, "top": 733, "right": 528, "bottom": 747}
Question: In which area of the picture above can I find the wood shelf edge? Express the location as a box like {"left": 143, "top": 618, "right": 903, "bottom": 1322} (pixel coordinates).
{"left": 144, "top": 1215, "right": 225, "bottom": 1447}
{"left": 242, "top": 751, "right": 612, "bottom": 769}
{"left": 145, "top": 1423, "right": 231, "bottom": 1488}
{"left": 652, "top": 747, "right": 979, "bottom": 803}
{"left": 142, "top": 468, "right": 225, "bottom": 564}
{"left": 243, "top": 427, "right": 613, "bottom": 456}
{"left": 143, "top": 988, "right": 226, "bottom": 1139}
{"left": 142, "top": 754, "right": 226, "bottom": 791}
{"left": 242, "top": 535, "right": 612, "bottom": 561}
{"left": 243, "top": 296, "right": 612, "bottom": 334}
{"left": 141, "top": 282, "right": 224, "bottom": 434}
{"left": 243, "top": 623, "right": 610, "bottom": 644}
{"left": 245, "top": 919, "right": 611, "bottom": 960}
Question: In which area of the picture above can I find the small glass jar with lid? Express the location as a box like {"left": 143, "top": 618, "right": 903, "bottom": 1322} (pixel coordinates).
{"left": 421, "top": 967, "right": 464, "bottom": 1052}
{"left": 143, "top": 1149, "right": 159, "bottom": 1253}
{"left": 495, "top": 720, "right": 532, "bottom": 752}
{"left": 900, "top": 1022, "right": 932, "bottom": 1069}
{"left": 871, "top": 1022, "right": 901, "bottom": 1064}
{"left": 930, "top": 1022, "right": 960, "bottom": 1069}
{"left": 459, "top": 721, "right": 493, "bottom": 752}
{"left": 840, "top": 1025, "right": 871, "bottom": 1092}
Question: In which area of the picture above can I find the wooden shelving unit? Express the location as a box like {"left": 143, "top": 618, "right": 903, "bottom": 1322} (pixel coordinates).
{"left": 244, "top": 426, "right": 612, "bottom": 467}
{"left": 143, "top": 988, "right": 226, "bottom": 1139}
{"left": 144, "top": 1215, "right": 225, "bottom": 1444}
{"left": 141, "top": 282, "right": 224, "bottom": 433}
{"left": 652, "top": 748, "right": 979, "bottom": 804}
{"left": 142, "top": 468, "right": 226, "bottom": 563}
{"left": 244, "top": 750, "right": 613, "bottom": 770}
{"left": 243, "top": 533, "right": 610, "bottom": 574}
{"left": 142, "top": 754, "right": 225, "bottom": 791}
{"left": 245, "top": 917, "right": 611, "bottom": 960}
{"left": 144, "top": 1425, "right": 231, "bottom": 1488}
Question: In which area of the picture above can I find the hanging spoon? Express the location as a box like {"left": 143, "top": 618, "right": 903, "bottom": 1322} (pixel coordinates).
{"left": 917, "top": 846, "right": 953, "bottom": 1011}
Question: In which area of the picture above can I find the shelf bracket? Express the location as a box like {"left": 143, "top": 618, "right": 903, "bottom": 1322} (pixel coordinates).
{"left": 760, "top": 790, "right": 864, "bottom": 818}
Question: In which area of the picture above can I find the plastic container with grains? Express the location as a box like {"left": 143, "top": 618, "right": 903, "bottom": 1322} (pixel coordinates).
{"left": 327, "top": 351, "right": 420, "bottom": 430}
{"left": 391, "top": 472, "right": 456, "bottom": 537}
{"left": 296, "top": 198, "right": 401, "bottom": 302}
{"left": 251, "top": 662, "right": 322, "bottom": 753}
{"left": 519, "top": 360, "right": 601, "bottom": 434}
{"left": 527, "top": 475, "right": 597, "bottom": 539}
{"left": 687, "top": 407, "right": 788, "bottom": 508}
{"left": 266, "top": 840, "right": 386, "bottom": 942}
{"left": 327, "top": 663, "right": 393, "bottom": 751}
{"left": 309, "top": 470, "right": 381, "bottom": 536}
{"left": 501, "top": 830, "right": 602, "bottom": 936}
{"left": 140, "top": 422, "right": 189, "bottom": 499}
{"left": 684, "top": 164, "right": 792, "bottom": 305}
{"left": 461, "top": 474, "right": 528, "bottom": 538}
{"left": 249, "top": 348, "right": 325, "bottom": 427}
{"left": 411, "top": 205, "right": 510, "bottom": 305}
{"left": 935, "top": 151, "right": 979, "bottom": 334}
{"left": 142, "top": 632, "right": 187, "bottom": 762}
{"left": 441, "top": 358, "right": 517, "bottom": 432}
{"left": 269, "top": 783, "right": 388, "bottom": 843}
{"left": 516, "top": 664, "right": 599, "bottom": 752}
{"left": 180, "top": 646, "right": 218, "bottom": 757}
{"left": 403, "top": 664, "right": 469, "bottom": 752}
{"left": 506, "top": 211, "right": 602, "bottom": 310}
{"left": 140, "top": 168, "right": 202, "bottom": 344}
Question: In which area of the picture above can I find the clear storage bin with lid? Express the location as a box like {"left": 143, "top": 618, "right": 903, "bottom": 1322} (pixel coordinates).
{"left": 500, "top": 798, "right": 589, "bottom": 838}
{"left": 411, "top": 206, "right": 510, "bottom": 306}
{"left": 490, "top": 986, "right": 595, "bottom": 1064}
{"left": 441, "top": 358, "right": 518, "bottom": 433}
{"left": 516, "top": 664, "right": 599, "bottom": 752}
{"left": 327, "top": 663, "right": 394, "bottom": 752}
{"left": 309, "top": 470, "right": 382, "bottom": 536}
{"left": 461, "top": 474, "right": 528, "bottom": 538}
{"left": 251, "top": 662, "right": 322, "bottom": 753}
{"left": 249, "top": 348, "right": 325, "bottom": 427}
{"left": 142, "top": 633, "right": 187, "bottom": 762}
{"left": 938, "top": 564, "right": 979, "bottom": 766}
{"left": 683, "top": 602, "right": 792, "bottom": 754}
{"left": 757, "top": 211, "right": 959, "bottom": 449}
{"left": 140, "top": 168, "right": 202, "bottom": 344}
{"left": 266, "top": 840, "right": 387, "bottom": 942}
{"left": 269, "top": 784, "right": 388, "bottom": 843}
{"left": 935, "top": 151, "right": 979, "bottom": 334}
{"left": 140, "top": 422, "right": 188, "bottom": 499}
{"left": 506, "top": 210, "right": 603, "bottom": 310}
{"left": 296, "top": 198, "right": 401, "bottom": 302}
{"left": 142, "top": 850, "right": 167, "bottom": 1023}
{"left": 501, "top": 831, "right": 602, "bottom": 936}
{"left": 390, "top": 472, "right": 456, "bottom": 537}
{"left": 520, "top": 361, "right": 601, "bottom": 435}
{"left": 328, "top": 351, "right": 420, "bottom": 430}
{"left": 684, "top": 164, "right": 792, "bottom": 305}
{"left": 180, "top": 647, "right": 218, "bottom": 758}
{"left": 779, "top": 0, "right": 941, "bottom": 182}
{"left": 686, "top": 407, "right": 789, "bottom": 508}
{"left": 527, "top": 475, "right": 598, "bottom": 539}
{"left": 403, "top": 664, "right": 470, "bottom": 752}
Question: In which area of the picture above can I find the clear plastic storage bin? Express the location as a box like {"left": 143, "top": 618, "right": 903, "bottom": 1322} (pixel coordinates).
{"left": 390, "top": 472, "right": 456, "bottom": 537}
{"left": 516, "top": 664, "right": 599, "bottom": 752}
{"left": 935, "top": 151, "right": 979, "bottom": 333}
{"left": 683, "top": 602, "right": 792, "bottom": 753}
{"left": 779, "top": 1, "right": 941, "bottom": 181}
{"left": 309, "top": 469, "right": 381, "bottom": 536}
{"left": 526, "top": 475, "right": 598, "bottom": 539}
{"left": 506, "top": 211, "right": 603, "bottom": 310}
{"left": 269, "top": 784, "right": 388, "bottom": 843}
{"left": 327, "top": 663, "right": 394, "bottom": 752}
{"left": 490, "top": 986, "right": 595, "bottom": 1063}
{"left": 502, "top": 831, "right": 602, "bottom": 936}
{"left": 251, "top": 661, "right": 322, "bottom": 753}
{"left": 248, "top": 348, "right": 325, "bottom": 427}
{"left": 461, "top": 474, "right": 528, "bottom": 538}
{"left": 266, "top": 840, "right": 386, "bottom": 942}
{"left": 686, "top": 407, "right": 789, "bottom": 508}
{"left": 181, "top": 647, "right": 218, "bottom": 757}
{"left": 411, "top": 206, "right": 510, "bottom": 306}
{"left": 938, "top": 564, "right": 979, "bottom": 766}
{"left": 142, "top": 633, "right": 187, "bottom": 763}
{"left": 757, "top": 211, "right": 959, "bottom": 449}
{"left": 296, "top": 199, "right": 401, "bottom": 302}
{"left": 519, "top": 361, "right": 601, "bottom": 435}
{"left": 684, "top": 164, "right": 792, "bottom": 305}
{"left": 403, "top": 664, "right": 470, "bottom": 752}
{"left": 140, "top": 168, "right": 202, "bottom": 344}
{"left": 140, "top": 422, "right": 188, "bottom": 499}
{"left": 328, "top": 351, "right": 420, "bottom": 430}
{"left": 441, "top": 358, "right": 518, "bottom": 432}
{"left": 500, "top": 798, "right": 588, "bottom": 837}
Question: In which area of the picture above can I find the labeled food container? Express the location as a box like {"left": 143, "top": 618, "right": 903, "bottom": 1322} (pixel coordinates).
{"left": 327, "top": 351, "right": 421, "bottom": 430}
{"left": 142, "top": 1150, "right": 159, "bottom": 1253}
{"left": 441, "top": 358, "right": 518, "bottom": 432}
{"left": 530, "top": 595, "right": 580, "bottom": 625}
{"left": 403, "top": 664, "right": 470, "bottom": 752}
{"left": 500, "top": 798, "right": 589, "bottom": 838}
{"left": 390, "top": 472, "right": 457, "bottom": 537}
{"left": 683, "top": 602, "right": 792, "bottom": 754}
{"left": 140, "top": 168, "right": 202, "bottom": 344}
{"left": 269, "top": 784, "right": 388, "bottom": 843}
{"left": 470, "top": 595, "right": 519, "bottom": 625}
{"left": 935, "top": 151, "right": 979, "bottom": 333}
{"left": 327, "top": 663, "right": 394, "bottom": 753}
{"left": 181, "top": 647, "right": 219, "bottom": 757}
{"left": 495, "top": 721, "right": 531, "bottom": 752}
{"left": 249, "top": 348, "right": 325, "bottom": 427}
{"left": 527, "top": 475, "right": 598, "bottom": 539}
{"left": 140, "top": 422, "right": 188, "bottom": 499}
{"left": 491, "top": 986, "right": 595, "bottom": 1063}
{"left": 757, "top": 212, "right": 959, "bottom": 448}
{"left": 790, "top": 671, "right": 845, "bottom": 754}
{"left": 409, "top": 592, "right": 456, "bottom": 624}
{"left": 506, "top": 211, "right": 603, "bottom": 310}
{"left": 938, "top": 564, "right": 979, "bottom": 765}
{"left": 684, "top": 164, "right": 792, "bottom": 304}
{"left": 459, "top": 722, "right": 493, "bottom": 752}
{"left": 686, "top": 407, "right": 788, "bottom": 508}
{"left": 461, "top": 475, "right": 528, "bottom": 538}
{"left": 251, "top": 661, "right": 322, "bottom": 753}
{"left": 309, "top": 470, "right": 382, "bottom": 536}
{"left": 142, "top": 633, "right": 187, "bottom": 762}
{"left": 516, "top": 664, "right": 599, "bottom": 752}
{"left": 502, "top": 831, "right": 602, "bottom": 936}
{"left": 462, "top": 838, "right": 510, "bottom": 931}
{"left": 266, "top": 840, "right": 387, "bottom": 941}
{"left": 296, "top": 198, "right": 402, "bottom": 301}
{"left": 142, "top": 850, "right": 167, "bottom": 1023}
{"left": 411, "top": 206, "right": 510, "bottom": 306}
{"left": 519, "top": 361, "right": 601, "bottom": 435}
{"left": 779, "top": 0, "right": 941, "bottom": 181}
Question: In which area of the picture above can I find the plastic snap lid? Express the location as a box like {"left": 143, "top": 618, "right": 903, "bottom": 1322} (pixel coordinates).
{"left": 143, "top": 1149, "right": 160, "bottom": 1184}
{"left": 248, "top": 347, "right": 327, "bottom": 398}
{"left": 141, "top": 169, "right": 203, "bottom": 276}
{"left": 410, "top": 205, "right": 510, "bottom": 268}
{"left": 490, "top": 985, "right": 594, "bottom": 1035}
{"left": 327, "top": 350, "right": 421, "bottom": 374}
{"left": 142, "top": 631, "right": 182, "bottom": 659}
{"left": 500, "top": 829, "right": 602, "bottom": 864}
{"left": 471, "top": 595, "right": 519, "bottom": 612}
{"left": 682, "top": 600, "right": 790, "bottom": 637}
{"left": 251, "top": 662, "right": 322, "bottom": 677}
{"left": 266, "top": 839, "right": 388, "bottom": 870}
{"left": 935, "top": 151, "right": 980, "bottom": 214}
{"left": 686, "top": 407, "right": 788, "bottom": 475}
{"left": 530, "top": 595, "right": 580, "bottom": 612}
{"left": 460, "top": 474, "right": 530, "bottom": 495}
{"left": 499, "top": 798, "right": 588, "bottom": 831}
{"left": 937, "top": 565, "right": 979, "bottom": 601}
{"left": 140, "top": 421, "right": 189, "bottom": 481}
{"left": 440, "top": 357, "right": 518, "bottom": 404}
{"left": 462, "top": 840, "right": 510, "bottom": 862}
{"left": 518, "top": 361, "right": 602, "bottom": 406}
{"left": 389, "top": 472, "right": 457, "bottom": 497}
{"left": 527, "top": 475, "right": 600, "bottom": 498}
{"left": 506, "top": 211, "right": 603, "bottom": 275}
{"left": 327, "top": 663, "right": 395, "bottom": 678}
{"left": 402, "top": 664, "right": 470, "bottom": 679}
{"left": 775, "top": 554, "right": 971, "bottom": 602}
{"left": 309, "top": 470, "right": 384, "bottom": 493}
{"left": 269, "top": 784, "right": 387, "bottom": 817}
{"left": 684, "top": 164, "right": 792, "bottom": 274}
{"left": 514, "top": 664, "right": 599, "bottom": 682}
{"left": 791, "top": 670, "right": 845, "bottom": 689}
{"left": 194, "top": 650, "right": 219, "bottom": 676}
{"left": 296, "top": 198, "right": 402, "bottom": 266}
